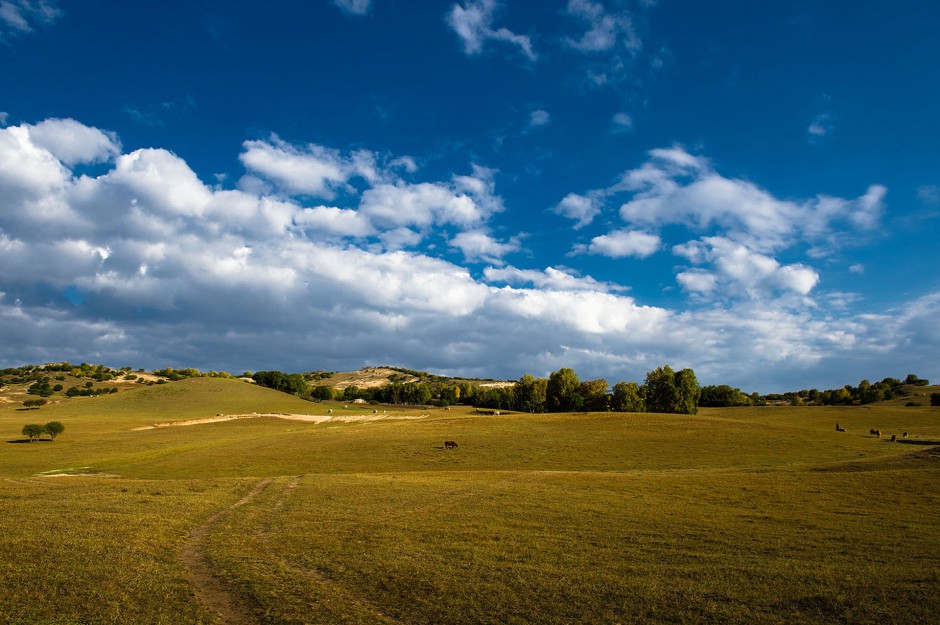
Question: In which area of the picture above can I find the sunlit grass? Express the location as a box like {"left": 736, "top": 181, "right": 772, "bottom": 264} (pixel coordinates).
{"left": 0, "top": 378, "right": 938, "bottom": 623}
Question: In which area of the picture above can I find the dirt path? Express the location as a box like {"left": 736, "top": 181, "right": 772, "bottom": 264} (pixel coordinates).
{"left": 180, "top": 478, "right": 273, "bottom": 625}
{"left": 253, "top": 476, "right": 401, "bottom": 624}
{"left": 132, "top": 412, "right": 429, "bottom": 431}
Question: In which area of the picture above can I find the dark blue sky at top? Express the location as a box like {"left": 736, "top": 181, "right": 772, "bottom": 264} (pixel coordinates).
{"left": 1, "top": 0, "right": 939, "bottom": 390}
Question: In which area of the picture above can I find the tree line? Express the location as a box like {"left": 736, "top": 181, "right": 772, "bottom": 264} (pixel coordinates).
{"left": 252, "top": 364, "right": 703, "bottom": 415}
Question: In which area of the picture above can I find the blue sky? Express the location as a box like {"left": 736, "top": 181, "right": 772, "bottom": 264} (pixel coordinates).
{"left": 1, "top": 0, "right": 938, "bottom": 392}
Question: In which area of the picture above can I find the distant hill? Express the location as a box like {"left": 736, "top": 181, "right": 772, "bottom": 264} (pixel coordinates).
{"left": 304, "top": 366, "right": 512, "bottom": 391}
{"left": 874, "top": 384, "right": 940, "bottom": 407}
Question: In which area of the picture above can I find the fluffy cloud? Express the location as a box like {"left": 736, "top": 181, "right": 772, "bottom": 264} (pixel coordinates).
{"left": 293, "top": 206, "right": 375, "bottom": 238}
{"left": 616, "top": 146, "right": 886, "bottom": 253}
{"left": 553, "top": 192, "right": 601, "bottom": 229}
{"left": 484, "top": 265, "right": 627, "bottom": 292}
{"left": 360, "top": 166, "right": 502, "bottom": 231}
{"left": 674, "top": 237, "right": 819, "bottom": 297}
{"left": 1, "top": 117, "right": 937, "bottom": 393}
{"left": 239, "top": 136, "right": 378, "bottom": 199}
{"left": 0, "top": 124, "right": 71, "bottom": 205}
{"left": 446, "top": 0, "right": 536, "bottom": 61}
{"left": 576, "top": 229, "right": 660, "bottom": 258}
{"left": 449, "top": 230, "right": 520, "bottom": 263}
{"left": 27, "top": 118, "right": 120, "bottom": 166}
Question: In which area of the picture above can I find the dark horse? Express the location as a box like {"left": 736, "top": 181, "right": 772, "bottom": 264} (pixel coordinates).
{"left": 444, "top": 440, "right": 459, "bottom": 449}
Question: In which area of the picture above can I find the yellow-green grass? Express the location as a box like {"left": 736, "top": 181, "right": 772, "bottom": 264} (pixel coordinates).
{"left": 0, "top": 476, "right": 254, "bottom": 625}
{"left": 207, "top": 460, "right": 940, "bottom": 625}
{"left": 0, "top": 377, "right": 938, "bottom": 624}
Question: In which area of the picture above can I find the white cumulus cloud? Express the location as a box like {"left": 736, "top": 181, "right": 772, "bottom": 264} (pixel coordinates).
{"left": 674, "top": 237, "right": 819, "bottom": 298}
{"left": 27, "top": 118, "right": 120, "bottom": 166}
{"left": 578, "top": 229, "right": 661, "bottom": 258}
{"left": 553, "top": 192, "right": 601, "bottom": 229}
{"left": 239, "top": 136, "right": 378, "bottom": 199}
{"left": 1, "top": 116, "right": 937, "bottom": 395}
{"left": 450, "top": 230, "right": 520, "bottom": 263}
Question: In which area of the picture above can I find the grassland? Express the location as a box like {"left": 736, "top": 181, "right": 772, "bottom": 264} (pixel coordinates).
{"left": 1, "top": 378, "right": 938, "bottom": 624}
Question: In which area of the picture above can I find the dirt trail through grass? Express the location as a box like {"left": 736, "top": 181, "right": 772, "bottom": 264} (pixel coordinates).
{"left": 253, "top": 475, "right": 403, "bottom": 624}
{"left": 181, "top": 478, "right": 273, "bottom": 625}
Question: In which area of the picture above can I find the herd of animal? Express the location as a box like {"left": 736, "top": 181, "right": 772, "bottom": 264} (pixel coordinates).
{"left": 835, "top": 423, "right": 908, "bottom": 442}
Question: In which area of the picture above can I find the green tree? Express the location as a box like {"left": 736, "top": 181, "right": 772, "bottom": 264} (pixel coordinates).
{"left": 21, "top": 423, "right": 45, "bottom": 442}
{"left": 579, "top": 379, "right": 610, "bottom": 411}
{"left": 439, "top": 384, "right": 461, "bottom": 406}
{"left": 514, "top": 374, "right": 547, "bottom": 413}
{"left": 610, "top": 381, "right": 645, "bottom": 412}
{"left": 699, "top": 385, "right": 751, "bottom": 407}
{"left": 643, "top": 365, "right": 700, "bottom": 414}
{"left": 905, "top": 373, "right": 929, "bottom": 386}
{"left": 44, "top": 421, "right": 64, "bottom": 441}
{"left": 546, "top": 368, "right": 582, "bottom": 412}
{"left": 311, "top": 385, "right": 335, "bottom": 401}
{"left": 252, "top": 371, "right": 309, "bottom": 396}
{"left": 674, "top": 368, "right": 701, "bottom": 415}
{"left": 643, "top": 365, "right": 678, "bottom": 413}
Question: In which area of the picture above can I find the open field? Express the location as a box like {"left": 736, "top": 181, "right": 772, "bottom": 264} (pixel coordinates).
{"left": 1, "top": 378, "right": 938, "bottom": 624}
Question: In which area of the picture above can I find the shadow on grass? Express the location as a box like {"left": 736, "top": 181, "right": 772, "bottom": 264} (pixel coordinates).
{"left": 896, "top": 439, "right": 940, "bottom": 446}
{"left": 6, "top": 439, "right": 53, "bottom": 444}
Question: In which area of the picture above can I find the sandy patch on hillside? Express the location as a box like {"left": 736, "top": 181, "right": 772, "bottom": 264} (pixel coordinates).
{"left": 132, "top": 412, "right": 429, "bottom": 430}
{"left": 38, "top": 472, "right": 122, "bottom": 478}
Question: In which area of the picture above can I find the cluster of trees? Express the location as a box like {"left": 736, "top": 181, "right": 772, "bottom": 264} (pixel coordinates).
{"left": 259, "top": 364, "right": 701, "bottom": 414}
{"left": 699, "top": 385, "right": 755, "bottom": 407}
{"left": 252, "top": 371, "right": 309, "bottom": 396}
{"left": 21, "top": 421, "right": 64, "bottom": 442}
{"left": 65, "top": 385, "right": 118, "bottom": 397}
{"left": 27, "top": 378, "right": 61, "bottom": 397}
{"left": 761, "top": 374, "right": 930, "bottom": 406}
{"left": 312, "top": 381, "right": 446, "bottom": 405}
{"left": 466, "top": 365, "right": 701, "bottom": 415}
{"left": 152, "top": 367, "right": 237, "bottom": 381}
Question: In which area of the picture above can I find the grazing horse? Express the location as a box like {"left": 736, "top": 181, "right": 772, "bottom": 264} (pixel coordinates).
{"left": 327, "top": 409, "right": 333, "bottom": 414}
{"left": 870, "top": 429, "right": 881, "bottom": 438}
{"left": 903, "top": 432, "right": 909, "bottom": 439}
{"left": 891, "top": 434, "right": 897, "bottom": 442}
{"left": 444, "top": 440, "right": 458, "bottom": 449}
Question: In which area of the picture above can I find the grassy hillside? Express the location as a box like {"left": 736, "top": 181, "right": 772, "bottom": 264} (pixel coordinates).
{"left": 1, "top": 378, "right": 938, "bottom": 624}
